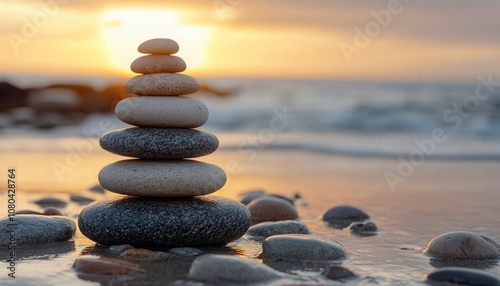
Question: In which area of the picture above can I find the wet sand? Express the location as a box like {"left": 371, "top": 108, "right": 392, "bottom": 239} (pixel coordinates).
{"left": 1, "top": 137, "right": 499, "bottom": 285}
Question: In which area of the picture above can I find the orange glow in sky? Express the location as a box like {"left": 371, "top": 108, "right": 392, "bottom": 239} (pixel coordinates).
{"left": 1, "top": 1, "right": 500, "bottom": 83}
{"left": 100, "top": 8, "right": 211, "bottom": 76}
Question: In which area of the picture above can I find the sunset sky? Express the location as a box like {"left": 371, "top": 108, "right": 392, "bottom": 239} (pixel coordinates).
{"left": 1, "top": 0, "right": 499, "bottom": 83}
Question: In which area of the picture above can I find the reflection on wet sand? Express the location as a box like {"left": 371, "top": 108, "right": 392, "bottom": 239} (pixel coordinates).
{"left": 0, "top": 240, "right": 75, "bottom": 261}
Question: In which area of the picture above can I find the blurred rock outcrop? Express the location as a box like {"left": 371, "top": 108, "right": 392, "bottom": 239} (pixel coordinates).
{"left": 0, "top": 82, "right": 29, "bottom": 111}
{"left": 0, "top": 80, "right": 234, "bottom": 130}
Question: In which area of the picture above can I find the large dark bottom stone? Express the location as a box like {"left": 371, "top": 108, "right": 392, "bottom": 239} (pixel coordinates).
{"left": 78, "top": 196, "right": 251, "bottom": 248}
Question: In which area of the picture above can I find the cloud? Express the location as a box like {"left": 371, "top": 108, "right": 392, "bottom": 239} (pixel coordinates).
{"left": 7, "top": 0, "right": 500, "bottom": 46}
{"left": 2, "top": 0, "right": 500, "bottom": 81}
{"left": 222, "top": 0, "right": 500, "bottom": 45}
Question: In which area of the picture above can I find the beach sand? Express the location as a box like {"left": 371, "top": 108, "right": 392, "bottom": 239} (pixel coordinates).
{"left": 1, "top": 136, "right": 499, "bottom": 285}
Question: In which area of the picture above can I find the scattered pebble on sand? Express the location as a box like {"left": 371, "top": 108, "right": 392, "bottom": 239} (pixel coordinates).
{"left": 187, "top": 254, "right": 288, "bottom": 284}
{"left": 425, "top": 231, "right": 500, "bottom": 259}
{"left": 246, "top": 220, "right": 309, "bottom": 238}
{"left": 259, "top": 235, "right": 346, "bottom": 261}
{"left": 321, "top": 265, "right": 357, "bottom": 281}
{"left": 70, "top": 195, "right": 95, "bottom": 204}
{"left": 247, "top": 196, "right": 298, "bottom": 224}
{"left": 239, "top": 190, "right": 266, "bottom": 205}
{"left": 267, "top": 194, "right": 296, "bottom": 205}
{"left": 16, "top": 206, "right": 66, "bottom": 216}
{"left": 239, "top": 190, "right": 296, "bottom": 206}
{"left": 0, "top": 215, "right": 75, "bottom": 246}
{"left": 426, "top": 267, "right": 500, "bottom": 286}
{"left": 32, "top": 197, "right": 67, "bottom": 208}
{"left": 348, "top": 221, "right": 378, "bottom": 235}
{"left": 322, "top": 205, "right": 370, "bottom": 229}
{"left": 43, "top": 206, "right": 65, "bottom": 216}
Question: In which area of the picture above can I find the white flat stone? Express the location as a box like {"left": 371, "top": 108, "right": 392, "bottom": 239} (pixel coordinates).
{"left": 125, "top": 74, "right": 199, "bottom": 96}
{"left": 130, "top": 55, "right": 186, "bottom": 74}
{"left": 115, "top": 96, "right": 208, "bottom": 128}
{"left": 98, "top": 159, "right": 227, "bottom": 197}
{"left": 138, "top": 38, "right": 179, "bottom": 54}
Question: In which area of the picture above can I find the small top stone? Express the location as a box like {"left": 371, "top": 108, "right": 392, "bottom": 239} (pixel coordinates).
{"left": 138, "top": 38, "right": 179, "bottom": 55}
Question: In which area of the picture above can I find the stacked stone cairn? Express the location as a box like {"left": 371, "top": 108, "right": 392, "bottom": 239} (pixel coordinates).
{"left": 79, "top": 38, "right": 251, "bottom": 248}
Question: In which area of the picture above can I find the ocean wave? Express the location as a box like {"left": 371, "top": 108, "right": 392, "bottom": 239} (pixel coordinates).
{"left": 197, "top": 79, "right": 500, "bottom": 137}
{"left": 219, "top": 142, "right": 500, "bottom": 161}
{"left": 3, "top": 79, "right": 500, "bottom": 160}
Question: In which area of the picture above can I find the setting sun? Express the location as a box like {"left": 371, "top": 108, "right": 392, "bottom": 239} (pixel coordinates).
{"left": 100, "top": 8, "right": 211, "bottom": 75}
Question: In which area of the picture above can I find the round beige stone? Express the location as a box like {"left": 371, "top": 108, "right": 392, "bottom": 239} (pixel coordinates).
{"left": 425, "top": 231, "right": 500, "bottom": 259}
{"left": 130, "top": 55, "right": 186, "bottom": 74}
{"left": 115, "top": 96, "right": 209, "bottom": 128}
{"left": 247, "top": 196, "right": 298, "bottom": 224}
{"left": 125, "top": 74, "right": 199, "bottom": 96}
{"left": 98, "top": 159, "right": 227, "bottom": 197}
{"left": 138, "top": 38, "right": 179, "bottom": 54}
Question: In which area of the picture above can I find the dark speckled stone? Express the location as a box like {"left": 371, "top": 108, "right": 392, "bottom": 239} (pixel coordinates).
{"left": 78, "top": 196, "right": 251, "bottom": 248}
{"left": 322, "top": 205, "right": 370, "bottom": 229}
{"left": 99, "top": 127, "right": 218, "bottom": 159}
{"left": 426, "top": 267, "right": 500, "bottom": 286}
{"left": 0, "top": 215, "right": 75, "bottom": 246}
